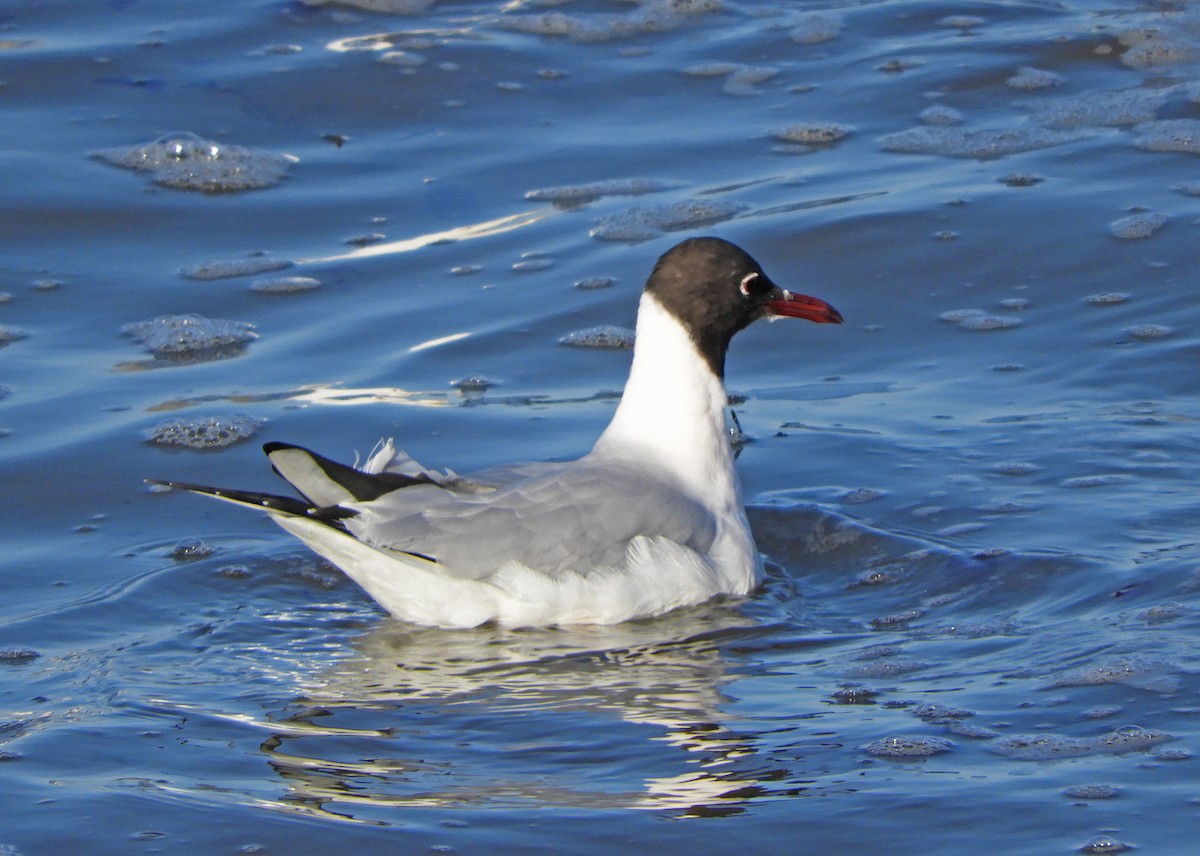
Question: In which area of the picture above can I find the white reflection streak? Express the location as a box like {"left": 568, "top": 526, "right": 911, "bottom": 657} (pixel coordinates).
{"left": 409, "top": 332, "right": 470, "bottom": 353}
{"left": 291, "top": 385, "right": 450, "bottom": 407}
{"left": 301, "top": 209, "right": 547, "bottom": 264}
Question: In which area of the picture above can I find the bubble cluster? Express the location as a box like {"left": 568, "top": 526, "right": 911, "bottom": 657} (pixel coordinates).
{"left": 590, "top": 199, "right": 746, "bottom": 242}
{"left": 990, "top": 725, "right": 1170, "bottom": 760}
{"left": 525, "top": 178, "right": 679, "bottom": 207}
{"left": 558, "top": 326, "right": 635, "bottom": 349}
{"left": 302, "top": 0, "right": 434, "bottom": 14}
{"left": 910, "top": 703, "right": 972, "bottom": 724}
{"left": 1064, "top": 784, "right": 1119, "bottom": 800}
{"left": 878, "top": 126, "right": 1089, "bottom": 159}
{"left": 939, "top": 309, "right": 1022, "bottom": 331}
{"left": 0, "top": 648, "right": 40, "bottom": 665}
{"left": 771, "top": 122, "right": 852, "bottom": 145}
{"left": 574, "top": 277, "right": 615, "bottom": 291}
{"left": 791, "top": 11, "right": 842, "bottom": 44}
{"left": 1134, "top": 119, "right": 1200, "bottom": 154}
{"left": 1006, "top": 66, "right": 1064, "bottom": 90}
{"left": 1119, "top": 27, "right": 1200, "bottom": 69}
{"left": 1109, "top": 211, "right": 1166, "bottom": 239}
{"left": 1018, "top": 89, "right": 1166, "bottom": 128}
{"left": 500, "top": 0, "right": 723, "bottom": 43}
{"left": 122, "top": 314, "right": 258, "bottom": 357}
{"left": 250, "top": 276, "right": 321, "bottom": 294}
{"left": 91, "top": 132, "right": 295, "bottom": 193}
{"left": 1125, "top": 323, "right": 1173, "bottom": 340}
{"left": 182, "top": 257, "right": 293, "bottom": 281}
{"left": 919, "top": 105, "right": 964, "bottom": 126}
{"left": 148, "top": 414, "right": 264, "bottom": 449}
{"left": 0, "top": 325, "right": 27, "bottom": 347}
{"left": 838, "top": 487, "right": 885, "bottom": 504}
{"left": 864, "top": 735, "right": 952, "bottom": 758}
{"left": 1048, "top": 656, "right": 1180, "bottom": 692}
{"left": 1084, "top": 292, "right": 1130, "bottom": 306}
{"left": 1061, "top": 474, "right": 1137, "bottom": 488}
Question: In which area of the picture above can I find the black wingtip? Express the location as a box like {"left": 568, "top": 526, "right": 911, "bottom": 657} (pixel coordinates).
{"left": 146, "top": 478, "right": 356, "bottom": 527}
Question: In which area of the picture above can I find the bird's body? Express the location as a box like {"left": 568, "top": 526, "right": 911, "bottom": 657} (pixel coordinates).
{"left": 156, "top": 237, "right": 841, "bottom": 628}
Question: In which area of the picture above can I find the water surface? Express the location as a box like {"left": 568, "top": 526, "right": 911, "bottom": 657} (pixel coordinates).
{"left": 2, "top": 0, "right": 1199, "bottom": 853}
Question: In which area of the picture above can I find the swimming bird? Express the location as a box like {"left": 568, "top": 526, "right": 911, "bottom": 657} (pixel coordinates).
{"left": 153, "top": 237, "right": 842, "bottom": 628}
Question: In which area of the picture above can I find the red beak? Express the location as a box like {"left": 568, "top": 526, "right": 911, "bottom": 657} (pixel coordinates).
{"left": 766, "top": 288, "right": 844, "bottom": 324}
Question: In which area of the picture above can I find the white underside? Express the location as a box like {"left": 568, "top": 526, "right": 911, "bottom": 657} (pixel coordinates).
{"left": 273, "top": 514, "right": 744, "bottom": 628}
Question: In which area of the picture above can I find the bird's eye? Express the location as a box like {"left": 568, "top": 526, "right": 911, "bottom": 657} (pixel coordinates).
{"left": 739, "top": 272, "right": 761, "bottom": 297}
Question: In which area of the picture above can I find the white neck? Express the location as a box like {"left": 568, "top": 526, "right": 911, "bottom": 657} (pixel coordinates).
{"left": 591, "top": 293, "right": 738, "bottom": 508}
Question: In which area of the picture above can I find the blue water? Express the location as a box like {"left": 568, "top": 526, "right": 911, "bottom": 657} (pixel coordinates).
{"left": 3, "top": 0, "right": 1199, "bottom": 852}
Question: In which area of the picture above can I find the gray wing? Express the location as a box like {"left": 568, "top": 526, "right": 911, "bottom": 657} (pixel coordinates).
{"left": 345, "top": 459, "right": 717, "bottom": 579}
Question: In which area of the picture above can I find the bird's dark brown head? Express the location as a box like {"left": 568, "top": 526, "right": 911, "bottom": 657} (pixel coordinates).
{"left": 643, "top": 236, "right": 842, "bottom": 378}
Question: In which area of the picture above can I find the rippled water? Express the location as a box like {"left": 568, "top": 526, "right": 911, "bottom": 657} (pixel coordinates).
{"left": 3, "top": 0, "right": 1199, "bottom": 853}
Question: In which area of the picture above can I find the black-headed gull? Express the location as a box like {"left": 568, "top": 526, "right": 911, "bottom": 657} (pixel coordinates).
{"left": 154, "top": 237, "right": 842, "bottom": 628}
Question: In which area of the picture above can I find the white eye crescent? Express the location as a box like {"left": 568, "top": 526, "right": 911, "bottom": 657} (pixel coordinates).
{"left": 739, "top": 272, "right": 760, "bottom": 297}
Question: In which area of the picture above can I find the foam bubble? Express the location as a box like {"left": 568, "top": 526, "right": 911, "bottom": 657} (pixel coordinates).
{"left": 302, "top": 0, "right": 434, "bottom": 12}
{"left": 772, "top": 122, "right": 852, "bottom": 144}
{"left": 791, "top": 12, "right": 842, "bottom": 44}
{"left": 946, "top": 721, "right": 999, "bottom": 740}
{"left": 1049, "top": 656, "right": 1179, "bottom": 692}
{"left": 1006, "top": 66, "right": 1064, "bottom": 90}
{"left": 939, "top": 15, "right": 985, "bottom": 29}
{"left": 682, "top": 62, "right": 739, "bottom": 77}
{"left": 501, "top": 0, "right": 722, "bottom": 43}
{"left": 250, "top": 276, "right": 321, "bottom": 294}
{"left": 911, "top": 703, "right": 972, "bottom": 723}
{"left": 1119, "top": 29, "right": 1200, "bottom": 69}
{"left": 574, "top": 277, "right": 615, "bottom": 291}
{"left": 939, "top": 308, "right": 1022, "bottom": 330}
{"left": 847, "top": 658, "right": 927, "bottom": 678}
{"left": 525, "top": 178, "right": 678, "bottom": 206}
{"left": 1083, "top": 292, "right": 1130, "bottom": 306}
{"left": 512, "top": 257, "right": 554, "bottom": 272}
{"left": 452, "top": 375, "right": 494, "bottom": 393}
{"left": 182, "top": 257, "right": 293, "bottom": 280}
{"left": 1080, "top": 836, "right": 1133, "bottom": 854}
{"left": 991, "top": 462, "right": 1040, "bottom": 476}
{"left": 1062, "top": 474, "right": 1137, "bottom": 489}
{"left": 0, "top": 325, "right": 27, "bottom": 348}
{"left": 590, "top": 199, "right": 746, "bottom": 242}
{"left": 122, "top": 314, "right": 258, "bottom": 357}
{"left": 378, "top": 50, "right": 426, "bottom": 68}
{"left": 838, "top": 488, "right": 885, "bottom": 504}
{"left": 989, "top": 734, "right": 1093, "bottom": 760}
{"left": 1018, "top": 89, "right": 1166, "bottom": 128}
{"left": 0, "top": 648, "right": 40, "bottom": 665}
{"left": 1064, "top": 784, "right": 1119, "bottom": 800}
{"left": 148, "top": 414, "right": 264, "bottom": 449}
{"left": 1109, "top": 211, "right": 1166, "bottom": 239}
{"left": 1125, "top": 323, "right": 1174, "bottom": 340}
{"left": 724, "top": 65, "right": 779, "bottom": 96}
{"left": 170, "top": 538, "right": 214, "bottom": 560}
{"left": 919, "top": 105, "right": 964, "bottom": 126}
{"left": 879, "top": 126, "right": 1089, "bottom": 158}
{"left": 1134, "top": 119, "right": 1200, "bottom": 154}
{"left": 559, "top": 326, "right": 635, "bottom": 349}
{"left": 92, "top": 132, "right": 295, "bottom": 193}
{"left": 831, "top": 685, "right": 877, "bottom": 704}
{"left": 864, "top": 735, "right": 952, "bottom": 758}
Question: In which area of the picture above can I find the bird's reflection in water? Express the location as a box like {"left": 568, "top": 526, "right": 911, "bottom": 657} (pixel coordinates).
{"left": 258, "top": 603, "right": 803, "bottom": 821}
